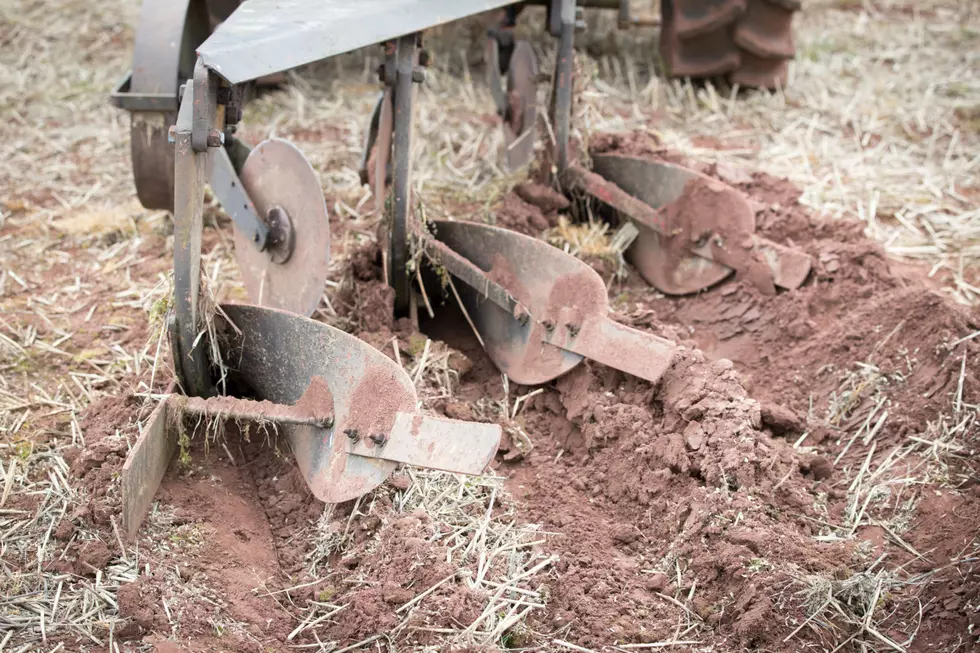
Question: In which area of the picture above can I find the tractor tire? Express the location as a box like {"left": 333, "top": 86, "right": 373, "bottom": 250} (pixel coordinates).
{"left": 660, "top": 0, "right": 800, "bottom": 90}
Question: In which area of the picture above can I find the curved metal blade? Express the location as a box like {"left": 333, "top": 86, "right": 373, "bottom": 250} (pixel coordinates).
{"left": 429, "top": 220, "right": 675, "bottom": 386}
{"left": 235, "top": 138, "right": 330, "bottom": 317}
{"left": 587, "top": 155, "right": 733, "bottom": 294}
{"left": 591, "top": 153, "right": 810, "bottom": 293}
{"left": 217, "top": 304, "right": 407, "bottom": 503}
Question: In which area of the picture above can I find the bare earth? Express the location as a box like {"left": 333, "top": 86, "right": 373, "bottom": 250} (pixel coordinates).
{"left": 0, "top": 1, "right": 978, "bottom": 652}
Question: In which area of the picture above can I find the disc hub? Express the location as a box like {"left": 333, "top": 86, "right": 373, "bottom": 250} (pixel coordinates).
{"left": 265, "top": 205, "right": 295, "bottom": 264}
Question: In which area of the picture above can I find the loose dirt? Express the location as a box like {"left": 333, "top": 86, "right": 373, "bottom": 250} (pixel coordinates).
{"left": 64, "top": 134, "right": 980, "bottom": 652}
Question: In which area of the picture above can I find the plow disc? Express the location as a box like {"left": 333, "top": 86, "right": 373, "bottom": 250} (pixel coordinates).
{"left": 234, "top": 138, "right": 331, "bottom": 317}
{"left": 122, "top": 304, "right": 500, "bottom": 539}
{"left": 427, "top": 220, "right": 676, "bottom": 386}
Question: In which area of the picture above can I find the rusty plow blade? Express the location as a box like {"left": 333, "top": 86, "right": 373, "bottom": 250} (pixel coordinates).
{"left": 422, "top": 220, "right": 676, "bottom": 386}
{"left": 569, "top": 154, "right": 812, "bottom": 295}
{"left": 121, "top": 304, "right": 500, "bottom": 540}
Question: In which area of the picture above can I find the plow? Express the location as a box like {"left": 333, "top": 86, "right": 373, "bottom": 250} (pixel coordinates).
{"left": 111, "top": 0, "right": 810, "bottom": 539}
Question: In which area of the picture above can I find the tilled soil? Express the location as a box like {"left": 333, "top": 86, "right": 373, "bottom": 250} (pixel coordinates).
{"left": 70, "top": 135, "right": 980, "bottom": 652}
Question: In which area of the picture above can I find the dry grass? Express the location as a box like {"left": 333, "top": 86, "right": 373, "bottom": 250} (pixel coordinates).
{"left": 2, "top": 0, "right": 979, "bottom": 650}
{"left": 578, "top": 0, "right": 980, "bottom": 303}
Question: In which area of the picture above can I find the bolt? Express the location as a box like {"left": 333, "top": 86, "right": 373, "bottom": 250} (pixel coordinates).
{"left": 514, "top": 306, "right": 530, "bottom": 326}
{"left": 411, "top": 67, "right": 426, "bottom": 84}
{"left": 344, "top": 428, "right": 360, "bottom": 443}
{"left": 320, "top": 416, "right": 335, "bottom": 429}
{"left": 542, "top": 319, "right": 555, "bottom": 332}
{"left": 167, "top": 125, "right": 177, "bottom": 144}
{"left": 565, "top": 322, "right": 580, "bottom": 337}
{"left": 369, "top": 433, "right": 388, "bottom": 447}
{"left": 178, "top": 83, "right": 186, "bottom": 103}
{"left": 206, "top": 129, "right": 225, "bottom": 148}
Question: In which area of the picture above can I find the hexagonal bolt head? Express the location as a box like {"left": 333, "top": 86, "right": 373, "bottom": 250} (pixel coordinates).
{"left": 206, "top": 129, "right": 225, "bottom": 148}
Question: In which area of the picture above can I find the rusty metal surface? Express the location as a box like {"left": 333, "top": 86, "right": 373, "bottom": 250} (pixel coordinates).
{"left": 429, "top": 219, "right": 676, "bottom": 385}
{"left": 121, "top": 396, "right": 174, "bottom": 540}
{"left": 541, "top": 304, "right": 675, "bottom": 385}
{"left": 754, "top": 236, "right": 812, "bottom": 289}
{"left": 172, "top": 82, "right": 213, "bottom": 398}
{"left": 589, "top": 154, "right": 812, "bottom": 293}
{"left": 217, "top": 304, "right": 409, "bottom": 502}
{"left": 734, "top": 0, "right": 797, "bottom": 60}
{"left": 359, "top": 92, "right": 385, "bottom": 185}
{"left": 348, "top": 413, "right": 499, "bottom": 475}
{"left": 197, "top": 0, "right": 527, "bottom": 85}
{"left": 122, "top": 309, "right": 501, "bottom": 536}
{"left": 567, "top": 160, "right": 731, "bottom": 295}
{"left": 503, "top": 41, "right": 538, "bottom": 171}
{"left": 235, "top": 138, "right": 330, "bottom": 317}
{"left": 372, "top": 91, "right": 393, "bottom": 202}
{"left": 215, "top": 304, "right": 500, "bottom": 501}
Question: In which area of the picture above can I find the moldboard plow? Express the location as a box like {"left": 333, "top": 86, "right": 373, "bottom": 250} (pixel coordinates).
{"left": 114, "top": 0, "right": 810, "bottom": 539}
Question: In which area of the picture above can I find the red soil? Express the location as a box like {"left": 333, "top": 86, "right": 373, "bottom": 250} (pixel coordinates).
{"left": 67, "top": 136, "right": 980, "bottom": 652}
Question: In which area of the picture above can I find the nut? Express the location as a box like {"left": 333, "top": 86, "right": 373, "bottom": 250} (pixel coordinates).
{"left": 206, "top": 129, "right": 225, "bottom": 148}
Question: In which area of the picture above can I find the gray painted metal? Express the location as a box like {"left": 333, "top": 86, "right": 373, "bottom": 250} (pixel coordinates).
{"left": 389, "top": 34, "right": 416, "bottom": 315}
{"left": 209, "top": 145, "right": 269, "bottom": 251}
{"left": 110, "top": 72, "right": 179, "bottom": 113}
{"left": 197, "top": 0, "right": 526, "bottom": 84}
{"left": 172, "top": 82, "right": 213, "bottom": 398}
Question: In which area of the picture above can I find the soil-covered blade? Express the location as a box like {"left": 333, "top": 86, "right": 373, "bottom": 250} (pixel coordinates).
{"left": 121, "top": 304, "right": 501, "bottom": 539}
{"left": 426, "top": 219, "right": 676, "bottom": 386}
{"left": 584, "top": 153, "right": 812, "bottom": 294}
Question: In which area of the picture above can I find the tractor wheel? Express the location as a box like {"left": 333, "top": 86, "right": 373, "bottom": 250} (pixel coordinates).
{"left": 659, "top": 0, "right": 800, "bottom": 90}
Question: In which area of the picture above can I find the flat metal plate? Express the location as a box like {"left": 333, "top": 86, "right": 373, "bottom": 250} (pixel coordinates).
{"left": 121, "top": 395, "right": 175, "bottom": 540}
{"left": 235, "top": 138, "right": 330, "bottom": 317}
{"left": 198, "top": 0, "right": 526, "bottom": 84}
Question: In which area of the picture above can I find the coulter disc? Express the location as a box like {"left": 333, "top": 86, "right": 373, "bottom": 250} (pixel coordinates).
{"left": 235, "top": 138, "right": 330, "bottom": 317}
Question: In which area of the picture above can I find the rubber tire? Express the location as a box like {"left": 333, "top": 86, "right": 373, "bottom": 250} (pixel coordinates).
{"left": 660, "top": 0, "right": 800, "bottom": 90}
